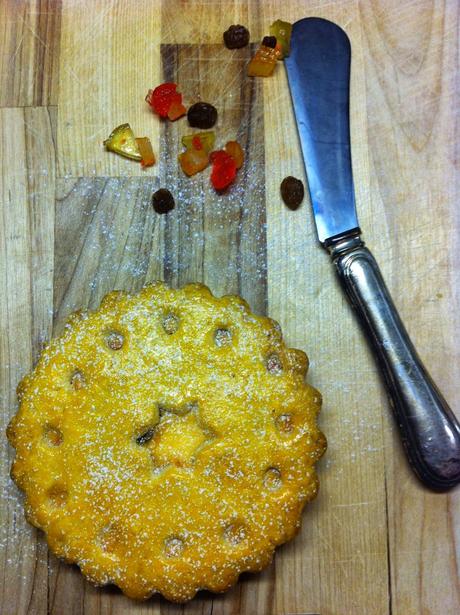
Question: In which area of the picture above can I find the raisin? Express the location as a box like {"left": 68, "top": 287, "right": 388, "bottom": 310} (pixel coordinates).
{"left": 223, "top": 24, "right": 250, "bottom": 49}
{"left": 152, "top": 189, "right": 175, "bottom": 214}
{"left": 280, "top": 176, "right": 305, "bottom": 210}
{"left": 262, "top": 36, "right": 277, "bottom": 49}
{"left": 187, "top": 102, "right": 218, "bottom": 129}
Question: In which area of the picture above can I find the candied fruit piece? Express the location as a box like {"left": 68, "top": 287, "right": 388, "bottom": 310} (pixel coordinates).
{"left": 224, "top": 141, "right": 244, "bottom": 169}
{"left": 247, "top": 45, "right": 278, "bottom": 77}
{"left": 182, "top": 132, "right": 215, "bottom": 153}
{"left": 103, "top": 124, "right": 142, "bottom": 161}
{"left": 179, "top": 147, "right": 209, "bottom": 176}
{"left": 179, "top": 129, "right": 213, "bottom": 177}
{"left": 269, "top": 20, "right": 293, "bottom": 58}
{"left": 167, "top": 101, "right": 187, "bottom": 121}
{"left": 135, "top": 137, "right": 156, "bottom": 167}
{"left": 210, "top": 150, "right": 237, "bottom": 190}
{"left": 146, "top": 83, "right": 184, "bottom": 119}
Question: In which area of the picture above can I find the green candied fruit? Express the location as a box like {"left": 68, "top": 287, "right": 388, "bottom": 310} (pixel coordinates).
{"left": 269, "top": 20, "right": 293, "bottom": 58}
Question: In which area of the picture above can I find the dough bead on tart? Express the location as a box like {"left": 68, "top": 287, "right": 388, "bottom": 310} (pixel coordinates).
{"left": 7, "top": 282, "right": 325, "bottom": 602}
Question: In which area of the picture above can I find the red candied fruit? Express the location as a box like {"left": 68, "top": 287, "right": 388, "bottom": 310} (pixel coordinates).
{"left": 146, "top": 83, "right": 183, "bottom": 118}
{"left": 210, "top": 150, "right": 237, "bottom": 190}
{"left": 192, "top": 136, "right": 203, "bottom": 150}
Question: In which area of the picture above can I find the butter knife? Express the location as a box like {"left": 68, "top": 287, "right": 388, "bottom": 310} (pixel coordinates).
{"left": 285, "top": 17, "right": 460, "bottom": 491}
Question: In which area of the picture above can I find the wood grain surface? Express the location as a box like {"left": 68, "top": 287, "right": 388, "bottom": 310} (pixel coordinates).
{"left": 1, "top": 1, "right": 459, "bottom": 614}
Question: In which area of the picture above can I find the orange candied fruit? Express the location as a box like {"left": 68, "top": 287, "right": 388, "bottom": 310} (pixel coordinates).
{"left": 247, "top": 45, "right": 278, "bottom": 77}
{"left": 224, "top": 141, "right": 244, "bottom": 169}
{"left": 168, "top": 101, "right": 187, "bottom": 121}
{"left": 135, "top": 137, "right": 156, "bottom": 168}
{"left": 179, "top": 147, "right": 209, "bottom": 176}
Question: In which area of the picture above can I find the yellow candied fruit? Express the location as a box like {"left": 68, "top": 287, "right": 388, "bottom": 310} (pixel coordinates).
{"left": 103, "top": 123, "right": 142, "bottom": 161}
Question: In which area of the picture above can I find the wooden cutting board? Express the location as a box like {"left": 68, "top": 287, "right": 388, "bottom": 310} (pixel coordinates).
{"left": 1, "top": 1, "right": 459, "bottom": 614}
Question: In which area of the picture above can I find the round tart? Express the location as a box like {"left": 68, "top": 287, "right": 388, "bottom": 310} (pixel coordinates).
{"left": 7, "top": 282, "right": 325, "bottom": 601}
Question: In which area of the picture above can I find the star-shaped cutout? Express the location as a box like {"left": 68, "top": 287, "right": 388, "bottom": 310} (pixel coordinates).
{"left": 137, "top": 403, "right": 215, "bottom": 471}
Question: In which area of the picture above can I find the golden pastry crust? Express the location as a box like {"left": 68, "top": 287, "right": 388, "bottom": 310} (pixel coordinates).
{"left": 7, "top": 282, "right": 325, "bottom": 602}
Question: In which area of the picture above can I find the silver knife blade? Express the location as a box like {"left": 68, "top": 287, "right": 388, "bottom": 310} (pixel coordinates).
{"left": 285, "top": 17, "right": 359, "bottom": 244}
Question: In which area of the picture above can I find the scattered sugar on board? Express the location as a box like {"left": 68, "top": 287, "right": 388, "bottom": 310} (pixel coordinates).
{"left": 5, "top": 77, "right": 314, "bottom": 596}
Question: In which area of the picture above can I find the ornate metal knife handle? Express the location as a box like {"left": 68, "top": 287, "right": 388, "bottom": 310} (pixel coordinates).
{"left": 326, "top": 231, "right": 460, "bottom": 491}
